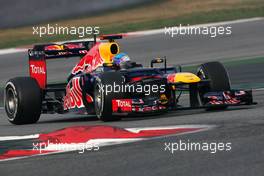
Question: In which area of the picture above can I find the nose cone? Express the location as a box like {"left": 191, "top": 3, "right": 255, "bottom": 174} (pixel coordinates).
{"left": 167, "top": 72, "right": 201, "bottom": 83}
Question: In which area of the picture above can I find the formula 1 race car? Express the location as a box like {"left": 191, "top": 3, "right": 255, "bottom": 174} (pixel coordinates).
{"left": 4, "top": 34, "right": 255, "bottom": 124}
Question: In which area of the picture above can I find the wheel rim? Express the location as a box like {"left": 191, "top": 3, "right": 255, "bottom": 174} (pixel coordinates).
{"left": 6, "top": 87, "right": 18, "bottom": 117}
{"left": 95, "top": 84, "right": 103, "bottom": 117}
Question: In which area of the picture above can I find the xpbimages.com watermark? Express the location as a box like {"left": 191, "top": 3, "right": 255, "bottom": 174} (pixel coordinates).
{"left": 98, "top": 82, "right": 166, "bottom": 96}
{"left": 32, "top": 24, "right": 100, "bottom": 37}
{"left": 32, "top": 140, "right": 100, "bottom": 154}
{"left": 164, "top": 140, "right": 232, "bottom": 154}
{"left": 164, "top": 24, "right": 232, "bottom": 38}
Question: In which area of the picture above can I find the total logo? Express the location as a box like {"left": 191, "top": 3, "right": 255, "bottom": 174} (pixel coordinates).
{"left": 115, "top": 99, "right": 131, "bottom": 107}
{"left": 30, "top": 65, "right": 46, "bottom": 74}
{"left": 112, "top": 99, "right": 132, "bottom": 112}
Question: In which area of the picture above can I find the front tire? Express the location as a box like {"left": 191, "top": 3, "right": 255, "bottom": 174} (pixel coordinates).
{"left": 94, "top": 72, "right": 124, "bottom": 121}
{"left": 197, "top": 62, "right": 231, "bottom": 110}
{"left": 4, "top": 77, "right": 42, "bottom": 125}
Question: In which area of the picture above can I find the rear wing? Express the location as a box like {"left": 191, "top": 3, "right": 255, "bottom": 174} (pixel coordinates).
{"left": 100, "top": 34, "right": 122, "bottom": 42}
{"left": 28, "top": 41, "right": 95, "bottom": 89}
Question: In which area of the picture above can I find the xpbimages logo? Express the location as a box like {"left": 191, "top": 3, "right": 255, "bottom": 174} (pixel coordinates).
{"left": 164, "top": 140, "right": 232, "bottom": 154}
{"left": 32, "top": 24, "right": 100, "bottom": 37}
{"left": 32, "top": 140, "right": 100, "bottom": 154}
{"left": 98, "top": 82, "right": 166, "bottom": 96}
{"left": 164, "top": 24, "right": 232, "bottom": 38}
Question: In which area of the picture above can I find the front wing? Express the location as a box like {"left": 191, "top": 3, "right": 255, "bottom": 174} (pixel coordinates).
{"left": 111, "top": 90, "right": 255, "bottom": 113}
{"left": 202, "top": 90, "right": 254, "bottom": 106}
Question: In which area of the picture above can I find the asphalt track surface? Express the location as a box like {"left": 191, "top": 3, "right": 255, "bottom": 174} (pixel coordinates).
{"left": 0, "top": 19, "right": 264, "bottom": 175}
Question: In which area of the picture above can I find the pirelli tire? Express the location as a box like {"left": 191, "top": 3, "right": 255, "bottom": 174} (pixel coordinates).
{"left": 4, "top": 77, "right": 42, "bottom": 125}
{"left": 94, "top": 72, "right": 125, "bottom": 121}
{"left": 197, "top": 61, "right": 231, "bottom": 110}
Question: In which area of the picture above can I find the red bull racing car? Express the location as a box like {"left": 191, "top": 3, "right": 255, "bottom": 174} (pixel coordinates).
{"left": 4, "top": 35, "right": 255, "bottom": 124}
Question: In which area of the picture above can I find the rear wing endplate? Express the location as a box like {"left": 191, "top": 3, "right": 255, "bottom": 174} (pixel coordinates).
{"left": 28, "top": 41, "right": 94, "bottom": 89}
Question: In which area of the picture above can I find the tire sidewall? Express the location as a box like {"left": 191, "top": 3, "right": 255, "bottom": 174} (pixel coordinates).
{"left": 4, "top": 81, "right": 19, "bottom": 121}
{"left": 93, "top": 72, "right": 124, "bottom": 121}
{"left": 4, "top": 77, "right": 42, "bottom": 124}
{"left": 94, "top": 77, "right": 104, "bottom": 118}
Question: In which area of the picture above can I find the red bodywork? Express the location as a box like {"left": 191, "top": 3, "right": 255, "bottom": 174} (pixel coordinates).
{"left": 29, "top": 55, "right": 47, "bottom": 89}
{"left": 28, "top": 41, "right": 107, "bottom": 111}
{"left": 71, "top": 42, "right": 104, "bottom": 75}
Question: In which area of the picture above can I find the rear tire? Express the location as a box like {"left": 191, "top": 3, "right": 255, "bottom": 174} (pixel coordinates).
{"left": 197, "top": 62, "right": 231, "bottom": 110}
{"left": 94, "top": 72, "right": 124, "bottom": 121}
{"left": 4, "top": 77, "right": 42, "bottom": 125}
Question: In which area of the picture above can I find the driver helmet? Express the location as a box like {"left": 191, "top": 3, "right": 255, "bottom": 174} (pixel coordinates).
{"left": 112, "top": 53, "right": 130, "bottom": 65}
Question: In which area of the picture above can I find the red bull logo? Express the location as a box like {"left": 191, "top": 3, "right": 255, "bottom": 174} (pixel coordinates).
{"left": 71, "top": 43, "right": 104, "bottom": 75}
{"left": 63, "top": 77, "right": 85, "bottom": 110}
{"left": 71, "top": 42, "right": 120, "bottom": 75}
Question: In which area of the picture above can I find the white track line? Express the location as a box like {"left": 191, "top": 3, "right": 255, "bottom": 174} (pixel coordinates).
{"left": 126, "top": 124, "right": 214, "bottom": 133}
{"left": 0, "top": 17, "right": 263, "bottom": 56}
{"left": 255, "top": 88, "right": 264, "bottom": 91}
{"left": 126, "top": 17, "right": 264, "bottom": 36}
{"left": 0, "top": 125, "right": 212, "bottom": 141}
{"left": 0, "top": 125, "right": 212, "bottom": 162}
{"left": 0, "top": 48, "right": 27, "bottom": 55}
{"left": 0, "top": 134, "right": 39, "bottom": 141}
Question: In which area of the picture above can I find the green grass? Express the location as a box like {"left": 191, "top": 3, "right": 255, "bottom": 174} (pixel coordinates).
{"left": 101, "top": 6, "right": 264, "bottom": 34}
{"left": 0, "top": 6, "right": 264, "bottom": 49}
{"left": 182, "top": 56, "right": 264, "bottom": 72}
